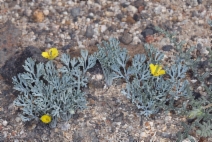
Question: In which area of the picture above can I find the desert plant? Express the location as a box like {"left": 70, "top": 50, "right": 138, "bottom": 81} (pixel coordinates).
{"left": 12, "top": 50, "right": 96, "bottom": 127}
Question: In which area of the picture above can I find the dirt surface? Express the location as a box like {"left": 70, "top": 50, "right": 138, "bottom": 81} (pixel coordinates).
{"left": 0, "top": 0, "right": 211, "bottom": 142}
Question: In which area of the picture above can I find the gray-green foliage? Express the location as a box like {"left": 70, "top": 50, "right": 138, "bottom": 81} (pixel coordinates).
{"left": 12, "top": 50, "right": 96, "bottom": 127}
{"left": 96, "top": 38, "right": 189, "bottom": 117}
{"left": 155, "top": 25, "right": 212, "bottom": 139}
{"left": 94, "top": 38, "right": 128, "bottom": 86}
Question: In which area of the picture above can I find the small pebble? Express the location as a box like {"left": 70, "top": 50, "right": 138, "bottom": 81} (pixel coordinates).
{"left": 15, "top": 117, "right": 21, "bottom": 123}
{"left": 33, "top": 9, "right": 44, "bottom": 22}
{"left": 100, "top": 25, "right": 107, "bottom": 33}
{"left": 127, "top": 5, "right": 138, "bottom": 14}
{"left": 105, "top": 11, "right": 113, "bottom": 17}
{"left": 141, "top": 28, "right": 154, "bottom": 38}
{"left": 162, "top": 45, "right": 173, "bottom": 51}
{"left": 164, "top": 116, "right": 172, "bottom": 122}
{"left": 140, "top": 132, "right": 147, "bottom": 137}
{"left": 126, "top": 16, "right": 136, "bottom": 24}
{"left": 43, "top": 9, "right": 49, "bottom": 16}
{"left": 3, "top": 120, "right": 8, "bottom": 126}
{"left": 134, "top": 0, "right": 144, "bottom": 7}
{"left": 57, "top": 2, "right": 62, "bottom": 6}
{"left": 85, "top": 25, "right": 94, "bottom": 38}
{"left": 25, "top": 9, "right": 32, "bottom": 17}
{"left": 70, "top": 7, "right": 81, "bottom": 17}
{"left": 120, "top": 32, "right": 133, "bottom": 45}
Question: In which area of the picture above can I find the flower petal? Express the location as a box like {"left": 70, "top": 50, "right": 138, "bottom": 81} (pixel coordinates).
{"left": 149, "top": 64, "right": 166, "bottom": 76}
{"left": 40, "top": 114, "right": 52, "bottom": 124}
{"left": 41, "top": 52, "right": 50, "bottom": 59}
{"left": 48, "top": 48, "right": 59, "bottom": 59}
{"left": 158, "top": 70, "right": 166, "bottom": 75}
{"left": 149, "top": 64, "right": 156, "bottom": 74}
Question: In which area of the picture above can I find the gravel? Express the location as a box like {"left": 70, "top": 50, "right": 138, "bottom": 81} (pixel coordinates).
{"left": 0, "top": 0, "right": 211, "bottom": 141}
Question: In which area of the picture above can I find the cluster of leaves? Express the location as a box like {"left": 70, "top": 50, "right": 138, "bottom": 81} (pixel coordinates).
{"left": 95, "top": 30, "right": 212, "bottom": 139}
{"left": 12, "top": 24, "right": 212, "bottom": 140}
{"left": 12, "top": 50, "right": 96, "bottom": 127}
{"left": 94, "top": 38, "right": 128, "bottom": 86}
{"left": 95, "top": 38, "right": 189, "bottom": 117}
{"left": 155, "top": 25, "right": 212, "bottom": 140}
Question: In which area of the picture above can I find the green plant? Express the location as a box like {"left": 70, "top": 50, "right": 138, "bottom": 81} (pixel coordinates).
{"left": 12, "top": 24, "right": 212, "bottom": 140}
{"left": 155, "top": 25, "right": 212, "bottom": 140}
{"left": 96, "top": 38, "right": 190, "bottom": 117}
{"left": 12, "top": 50, "right": 96, "bottom": 127}
{"left": 94, "top": 38, "right": 129, "bottom": 86}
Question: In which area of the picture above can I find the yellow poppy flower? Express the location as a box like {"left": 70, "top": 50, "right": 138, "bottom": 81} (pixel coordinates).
{"left": 149, "top": 63, "right": 166, "bottom": 77}
{"left": 40, "top": 114, "right": 52, "bottom": 124}
{"left": 41, "top": 48, "right": 59, "bottom": 60}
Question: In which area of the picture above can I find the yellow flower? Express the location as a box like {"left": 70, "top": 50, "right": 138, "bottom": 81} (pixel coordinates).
{"left": 40, "top": 114, "right": 52, "bottom": 124}
{"left": 41, "top": 48, "right": 59, "bottom": 60}
{"left": 149, "top": 63, "right": 166, "bottom": 76}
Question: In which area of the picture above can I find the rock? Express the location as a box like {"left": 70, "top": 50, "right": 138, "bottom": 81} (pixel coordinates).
{"left": 141, "top": 24, "right": 157, "bottom": 38}
{"left": 197, "top": 0, "right": 202, "bottom": 4}
{"left": 120, "top": 32, "right": 133, "bottom": 45}
{"left": 121, "top": 3, "right": 129, "bottom": 8}
{"left": 141, "top": 28, "right": 154, "bottom": 37}
{"left": 164, "top": 116, "right": 172, "bottom": 122}
{"left": 192, "top": 92, "right": 201, "bottom": 100}
{"left": 57, "top": 2, "right": 62, "bottom": 6}
{"left": 141, "top": 13, "right": 149, "bottom": 19}
{"left": 25, "top": 9, "right": 32, "bottom": 17}
{"left": 126, "top": 16, "right": 136, "bottom": 24}
{"left": 0, "top": 46, "right": 46, "bottom": 85}
{"left": 140, "top": 132, "right": 147, "bottom": 137}
{"left": 43, "top": 9, "right": 49, "bottom": 16}
{"left": 87, "top": 13, "right": 94, "bottom": 19}
{"left": 85, "top": 25, "right": 94, "bottom": 38}
{"left": 132, "top": 36, "right": 141, "bottom": 45}
{"left": 177, "top": 14, "right": 183, "bottom": 22}
{"left": 95, "top": 74, "right": 103, "bottom": 80}
{"left": 154, "top": 6, "right": 162, "bottom": 15}
{"left": 127, "top": 5, "right": 138, "bottom": 14}
{"left": 162, "top": 45, "right": 173, "bottom": 51}
{"left": 186, "top": 0, "right": 198, "bottom": 7}
{"left": 191, "top": 11, "right": 198, "bottom": 17}
{"left": 133, "top": 13, "right": 140, "bottom": 21}
{"left": 197, "top": 43, "right": 202, "bottom": 50}
{"left": 105, "top": 11, "right": 114, "bottom": 17}
{"left": 134, "top": 0, "right": 144, "bottom": 8}
{"left": 70, "top": 7, "right": 81, "bottom": 17}
{"left": 198, "top": 19, "right": 204, "bottom": 24}
{"left": 2, "top": 120, "right": 8, "bottom": 126}
{"left": 161, "top": 132, "right": 171, "bottom": 138}
{"left": 107, "top": 26, "right": 116, "bottom": 32}
{"left": 15, "top": 117, "right": 21, "bottom": 123}
{"left": 32, "top": 9, "right": 44, "bottom": 22}
{"left": 138, "top": 5, "right": 145, "bottom": 13}
{"left": 116, "top": 13, "right": 124, "bottom": 21}
{"left": 100, "top": 25, "right": 107, "bottom": 33}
